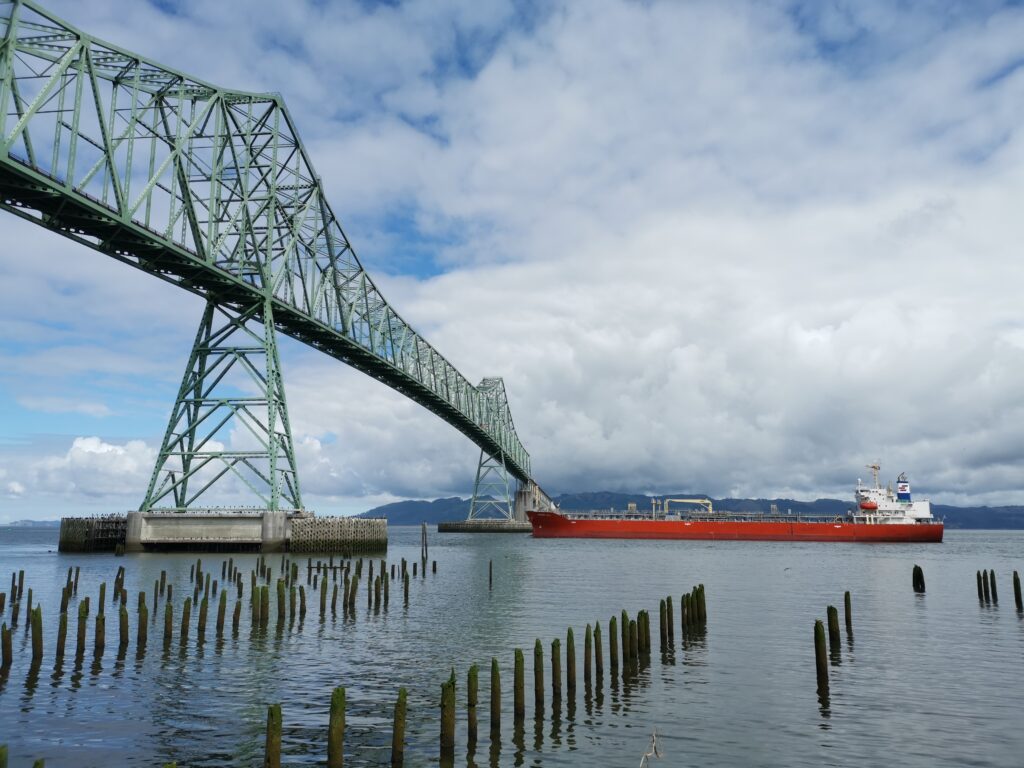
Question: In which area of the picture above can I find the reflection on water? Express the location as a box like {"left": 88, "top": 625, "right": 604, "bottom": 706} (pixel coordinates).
{"left": 1, "top": 528, "right": 1024, "bottom": 766}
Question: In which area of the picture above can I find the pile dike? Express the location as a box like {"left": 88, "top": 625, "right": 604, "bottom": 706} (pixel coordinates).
{"left": 58, "top": 512, "right": 386, "bottom": 553}
{"left": 437, "top": 519, "right": 532, "bottom": 533}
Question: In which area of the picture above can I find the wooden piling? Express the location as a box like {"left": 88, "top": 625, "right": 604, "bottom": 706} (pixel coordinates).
{"left": 826, "top": 606, "right": 840, "bottom": 650}
{"left": 659, "top": 600, "right": 667, "bottom": 650}
{"left": 261, "top": 586, "right": 270, "bottom": 627}
{"left": 403, "top": 572, "right": 409, "bottom": 606}
{"left": 620, "top": 610, "right": 629, "bottom": 662}
{"left": 321, "top": 579, "right": 329, "bottom": 618}
{"left": 391, "top": 687, "right": 407, "bottom": 766}
{"left": 119, "top": 604, "right": 129, "bottom": 649}
{"left": 584, "top": 624, "right": 593, "bottom": 685}
{"left": 300, "top": 586, "right": 307, "bottom": 619}
{"left": 844, "top": 591, "right": 853, "bottom": 636}
{"left": 594, "top": 621, "right": 603, "bottom": 677}
{"left": 17, "top": 570, "right": 24, "bottom": 601}
{"left": 628, "top": 619, "right": 638, "bottom": 663}
{"left": 814, "top": 619, "right": 829, "bottom": 689}
{"left": 327, "top": 686, "right": 345, "bottom": 768}
{"left": 77, "top": 602, "right": 88, "bottom": 657}
{"left": 440, "top": 670, "right": 456, "bottom": 758}
{"left": 138, "top": 600, "right": 148, "bottom": 650}
{"left": 197, "top": 597, "right": 208, "bottom": 642}
{"left": 489, "top": 559, "right": 493, "bottom": 591}
{"left": 332, "top": 584, "right": 339, "bottom": 615}
{"left": 490, "top": 657, "right": 501, "bottom": 738}
{"left": 56, "top": 610, "right": 67, "bottom": 663}
{"left": 31, "top": 606, "right": 43, "bottom": 663}
{"left": 180, "top": 598, "right": 191, "bottom": 646}
{"left": 666, "top": 595, "right": 675, "bottom": 644}
{"left": 567, "top": 626, "right": 576, "bottom": 695}
{"left": 912, "top": 564, "right": 925, "bottom": 593}
{"left": 551, "top": 637, "right": 561, "bottom": 700}
{"left": 94, "top": 612, "right": 105, "bottom": 657}
{"left": 164, "top": 600, "right": 173, "bottom": 646}
{"left": 1, "top": 623, "right": 11, "bottom": 669}
{"left": 99, "top": 582, "right": 106, "bottom": 616}
{"left": 232, "top": 599, "right": 241, "bottom": 635}
{"left": 609, "top": 615, "right": 619, "bottom": 671}
{"left": 983, "top": 569, "right": 991, "bottom": 603}
{"left": 989, "top": 569, "right": 998, "bottom": 604}
{"left": 514, "top": 647, "right": 525, "bottom": 722}
{"left": 264, "top": 704, "right": 282, "bottom": 768}
{"left": 533, "top": 639, "right": 544, "bottom": 713}
{"left": 373, "top": 576, "right": 381, "bottom": 612}
{"left": 468, "top": 664, "right": 479, "bottom": 745}
{"left": 1014, "top": 571, "right": 1023, "bottom": 611}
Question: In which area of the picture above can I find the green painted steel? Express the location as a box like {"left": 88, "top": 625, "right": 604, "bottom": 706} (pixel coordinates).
{"left": 0, "top": 0, "right": 531, "bottom": 485}
{"left": 141, "top": 297, "right": 303, "bottom": 513}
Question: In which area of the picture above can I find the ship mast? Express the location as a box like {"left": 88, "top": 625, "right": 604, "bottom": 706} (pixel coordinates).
{"left": 866, "top": 462, "right": 881, "bottom": 488}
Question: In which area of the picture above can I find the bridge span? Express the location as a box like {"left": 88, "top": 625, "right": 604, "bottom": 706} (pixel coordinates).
{"left": 0, "top": 0, "right": 553, "bottom": 532}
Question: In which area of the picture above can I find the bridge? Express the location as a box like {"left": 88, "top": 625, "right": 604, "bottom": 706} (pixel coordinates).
{"left": 0, "top": 0, "right": 553, "bottom": 531}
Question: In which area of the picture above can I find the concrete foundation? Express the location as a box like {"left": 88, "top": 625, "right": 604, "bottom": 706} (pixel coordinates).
{"left": 59, "top": 511, "right": 387, "bottom": 553}
{"left": 437, "top": 519, "right": 533, "bottom": 533}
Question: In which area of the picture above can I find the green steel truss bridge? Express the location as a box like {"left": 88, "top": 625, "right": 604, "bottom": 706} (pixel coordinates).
{"left": 0, "top": 0, "right": 551, "bottom": 520}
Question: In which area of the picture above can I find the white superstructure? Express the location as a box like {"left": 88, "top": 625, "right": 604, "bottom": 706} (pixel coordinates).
{"left": 850, "top": 463, "right": 935, "bottom": 524}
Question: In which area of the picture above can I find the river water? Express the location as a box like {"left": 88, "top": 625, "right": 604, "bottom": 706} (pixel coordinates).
{"left": 0, "top": 526, "right": 1022, "bottom": 767}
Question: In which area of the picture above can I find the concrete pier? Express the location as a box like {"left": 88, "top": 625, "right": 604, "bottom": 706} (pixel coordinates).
{"left": 59, "top": 512, "right": 387, "bottom": 553}
{"left": 437, "top": 520, "right": 532, "bottom": 533}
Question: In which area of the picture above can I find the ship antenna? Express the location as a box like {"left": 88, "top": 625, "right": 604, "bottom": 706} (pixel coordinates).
{"left": 867, "top": 462, "right": 880, "bottom": 488}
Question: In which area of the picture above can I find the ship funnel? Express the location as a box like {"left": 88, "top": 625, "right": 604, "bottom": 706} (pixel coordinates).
{"left": 896, "top": 472, "right": 911, "bottom": 502}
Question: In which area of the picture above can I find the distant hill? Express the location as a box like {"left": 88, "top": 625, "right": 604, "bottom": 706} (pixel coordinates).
{"left": 360, "top": 491, "right": 1024, "bottom": 529}
{"left": 3, "top": 519, "right": 61, "bottom": 528}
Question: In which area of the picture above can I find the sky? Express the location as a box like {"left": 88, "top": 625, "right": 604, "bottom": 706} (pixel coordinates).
{"left": 4, "top": 0, "right": 1024, "bottom": 521}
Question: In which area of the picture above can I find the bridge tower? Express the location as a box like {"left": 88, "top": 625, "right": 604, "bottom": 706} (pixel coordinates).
{"left": 468, "top": 449, "right": 515, "bottom": 521}
{"left": 140, "top": 297, "right": 303, "bottom": 514}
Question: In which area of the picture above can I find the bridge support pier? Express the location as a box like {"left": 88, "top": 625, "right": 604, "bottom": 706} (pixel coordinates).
{"left": 468, "top": 449, "right": 514, "bottom": 521}
{"left": 139, "top": 296, "right": 303, "bottom": 514}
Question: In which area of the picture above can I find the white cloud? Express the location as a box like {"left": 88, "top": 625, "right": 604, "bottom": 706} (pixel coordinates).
{"left": 16, "top": 396, "right": 112, "bottom": 418}
{"left": 5, "top": 0, "right": 1024, "bottom": 516}
{"left": 5, "top": 480, "right": 24, "bottom": 497}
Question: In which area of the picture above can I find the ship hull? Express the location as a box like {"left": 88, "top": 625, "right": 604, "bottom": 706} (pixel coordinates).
{"left": 526, "top": 511, "right": 944, "bottom": 543}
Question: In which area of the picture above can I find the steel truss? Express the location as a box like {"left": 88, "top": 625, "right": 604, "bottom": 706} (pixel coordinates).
{"left": 468, "top": 448, "right": 515, "bottom": 521}
{"left": 0, "top": 0, "right": 534, "bottom": 502}
{"left": 141, "top": 297, "right": 302, "bottom": 513}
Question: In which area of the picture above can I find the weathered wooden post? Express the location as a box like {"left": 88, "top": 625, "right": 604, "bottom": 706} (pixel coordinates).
{"left": 138, "top": 597, "right": 149, "bottom": 650}
{"left": 826, "top": 606, "right": 841, "bottom": 651}
{"left": 912, "top": 564, "right": 925, "bottom": 593}
{"left": 533, "top": 639, "right": 544, "bottom": 714}
{"left": 608, "top": 615, "right": 618, "bottom": 672}
{"left": 232, "top": 599, "right": 241, "bottom": 635}
{"left": 489, "top": 560, "right": 493, "bottom": 591}
{"left": 977, "top": 570, "right": 985, "bottom": 602}
{"left": 332, "top": 584, "right": 339, "bottom": 616}
{"left": 584, "top": 624, "right": 593, "bottom": 685}
{"left": 31, "top": 606, "right": 43, "bottom": 663}
{"left": 666, "top": 596, "right": 675, "bottom": 644}
{"left": 594, "top": 621, "right": 603, "bottom": 678}
{"left": 98, "top": 582, "right": 107, "bottom": 617}
{"left": 468, "top": 664, "right": 479, "bottom": 746}
{"left": 1, "top": 622, "right": 11, "bottom": 669}
{"left": 300, "top": 585, "right": 307, "bottom": 619}
{"left": 403, "top": 572, "right": 409, "bottom": 606}
{"left": 264, "top": 703, "right": 282, "bottom": 768}
{"left": 983, "top": 569, "right": 991, "bottom": 603}
{"left": 55, "top": 610, "right": 67, "bottom": 663}
{"left": 566, "top": 627, "right": 576, "bottom": 696}
{"left": 327, "top": 686, "right": 345, "bottom": 768}
{"left": 988, "top": 569, "right": 998, "bottom": 604}
{"left": 197, "top": 597, "right": 208, "bottom": 643}
{"left": 260, "top": 586, "right": 270, "bottom": 627}
{"left": 216, "top": 590, "right": 227, "bottom": 639}
{"left": 551, "top": 637, "right": 561, "bottom": 701}
{"left": 391, "top": 687, "right": 407, "bottom": 766}
{"left": 503, "top": 648, "right": 522, "bottom": 727}
{"left": 1014, "top": 570, "right": 1023, "bottom": 611}
{"left": 844, "top": 591, "right": 853, "bottom": 636}
{"left": 180, "top": 597, "right": 192, "bottom": 647}
{"left": 163, "top": 600, "right": 173, "bottom": 646}
{"left": 440, "top": 670, "right": 456, "bottom": 760}
{"left": 119, "top": 604, "right": 129, "bottom": 650}
{"left": 94, "top": 610, "right": 105, "bottom": 658}
{"left": 659, "top": 600, "right": 667, "bottom": 650}
{"left": 490, "top": 657, "right": 501, "bottom": 739}
{"left": 628, "top": 619, "right": 638, "bottom": 664}
{"left": 814, "top": 619, "right": 829, "bottom": 691}
{"left": 76, "top": 602, "right": 88, "bottom": 657}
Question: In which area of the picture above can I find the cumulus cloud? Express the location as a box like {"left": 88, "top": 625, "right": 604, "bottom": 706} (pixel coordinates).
{"left": 4, "top": 0, "right": 1024, "bottom": 516}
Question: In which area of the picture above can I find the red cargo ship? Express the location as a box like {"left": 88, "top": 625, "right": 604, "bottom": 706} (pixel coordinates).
{"left": 527, "top": 464, "right": 943, "bottom": 543}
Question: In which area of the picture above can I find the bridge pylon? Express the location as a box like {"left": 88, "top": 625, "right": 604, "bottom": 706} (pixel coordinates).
{"left": 139, "top": 296, "right": 303, "bottom": 514}
{"left": 468, "top": 449, "right": 515, "bottom": 521}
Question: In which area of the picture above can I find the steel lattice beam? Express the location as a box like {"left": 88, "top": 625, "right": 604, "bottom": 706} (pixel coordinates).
{"left": 0, "top": 0, "right": 532, "bottom": 484}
